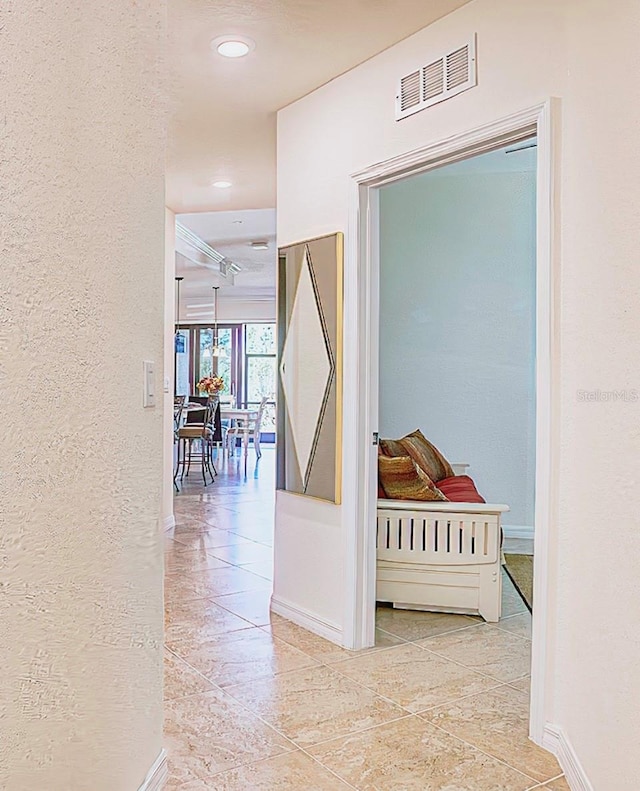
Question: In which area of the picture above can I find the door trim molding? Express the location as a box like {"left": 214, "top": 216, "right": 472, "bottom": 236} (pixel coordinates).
{"left": 343, "top": 99, "right": 561, "bottom": 747}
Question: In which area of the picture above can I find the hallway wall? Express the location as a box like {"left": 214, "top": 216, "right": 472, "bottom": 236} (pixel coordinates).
{"left": 0, "top": 2, "right": 166, "bottom": 789}
{"left": 276, "top": 0, "right": 640, "bottom": 788}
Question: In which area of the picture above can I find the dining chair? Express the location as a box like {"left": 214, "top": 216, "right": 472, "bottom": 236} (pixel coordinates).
{"left": 224, "top": 396, "right": 269, "bottom": 459}
{"left": 174, "top": 394, "right": 219, "bottom": 486}
{"left": 173, "top": 394, "right": 186, "bottom": 435}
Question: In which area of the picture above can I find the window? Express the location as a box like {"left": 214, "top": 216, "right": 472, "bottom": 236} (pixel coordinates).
{"left": 175, "top": 329, "right": 190, "bottom": 397}
{"left": 175, "top": 324, "right": 242, "bottom": 397}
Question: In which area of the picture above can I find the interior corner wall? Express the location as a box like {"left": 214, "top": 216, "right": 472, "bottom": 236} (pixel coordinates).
{"left": 0, "top": 2, "right": 166, "bottom": 789}
{"left": 276, "top": 0, "right": 640, "bottom": 787}
{"left": 164, "top": 208, "right": 176, "bottom": 530}
{"left": 379, "top": 168, "right": 536, "bottom": 529}
{"left": 217, "top": 300, "right": 277, "bottom": 323}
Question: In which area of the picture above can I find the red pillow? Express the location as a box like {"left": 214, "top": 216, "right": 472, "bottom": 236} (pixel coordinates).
{"left": 437, "top": 475, "right": 485, "bottom": 503}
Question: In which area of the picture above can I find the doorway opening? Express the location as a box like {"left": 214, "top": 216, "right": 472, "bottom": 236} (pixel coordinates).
{"left": 345, "top": 103, "right": 558, "bottom": 744}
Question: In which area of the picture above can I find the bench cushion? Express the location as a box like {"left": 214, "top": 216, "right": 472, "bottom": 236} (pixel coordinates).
{"left": 437, "top": 475, "right": 486, "bottom": 503}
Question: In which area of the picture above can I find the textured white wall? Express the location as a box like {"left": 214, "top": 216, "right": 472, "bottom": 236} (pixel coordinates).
{"left": 0, "top": 2, "right": 166, "bottom": 789}
{"left": 277, "top": 0, "right": 640, "bottom": 787}
{"left": 164, "top": 210, "right": 177, "bottom": 529}
{"left": 379, "top": 168, "right": 536, "bottom": 528}
{"left": 277, "top": 0, "right": 564, "bottom": 652}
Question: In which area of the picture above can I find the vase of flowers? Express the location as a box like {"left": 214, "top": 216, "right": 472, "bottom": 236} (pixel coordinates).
{"left": 196, "top": 375, "right": 224, "bottom": 395}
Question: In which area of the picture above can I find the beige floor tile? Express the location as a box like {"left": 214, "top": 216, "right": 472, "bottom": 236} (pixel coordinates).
{"left": 509, "top": 676, "right": 532, "bottom": 695}
{"left": 309, "top": 716, "right": 534, "bottom": 790}
{"left": 541, "top": 777, "right": 571, "bottom": 790}
{"left": 165, "top": 598, "right": 253, "bottom": 646}
{"left": 209, "top": 541, "right": 273, "bottom": 566}
{"left": 497, "top": 612, "right": 533, "bottom": 640}
{"left": 373, "top": 628, "right": 407, "bottom": 649}
{"left": 164, "top": 689, "right": 292, "bottom": 785}
{"left": 164, "top": 649, "right": 215, "bottom": 701}
{"left": 419, "top": 624, "right": 531, "bottom": 682}
{"left": 164, "top": 565, "right": 270, "bottom": 603}
{"left": 502, "top": 593, "right": 529, "bottom": 617}
{"left": 262, "top": 615, "right": 405, "bottom": 665}
{"left": 375, "top": 606, "right": 480, "bottom": 641}
{"left": 170, "top": 626, "right": 320, "bottom": 687}
{"left": 213, "top": 588, "right": 273, "bottom": 627}
{"left": 176, "top": 751, "right": 353, "bottom": 790}
{"left": 421, "top": 686, "right": 561, "bottom": 783}
{"left": 330, "top": 643, "right": 499, "bottom": 712}
{"left": 241, "top": 560, "right": 273, "bottom": 580}
{"left": 172, "top": 529, "right": 255, "bottom": 549}
{"left": 164, "top": 546, "right": 231, "bottom": 575}
{"left": 264, "top": 614, "right": 355, "bottom": 664}
{"left": 225, "top": 663, "right": 405, "bottom": 747}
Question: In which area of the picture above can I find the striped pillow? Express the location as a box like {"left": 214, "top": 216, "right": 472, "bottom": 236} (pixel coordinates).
{"left": 378, "top": 455, "right": 448, "bottom": 502}
{"left": 398, "top": 429, "right": 454, "bottom": 483}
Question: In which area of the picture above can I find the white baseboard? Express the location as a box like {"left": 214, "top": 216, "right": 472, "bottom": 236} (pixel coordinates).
{"left": 137, "top": 749, "right": 168, "bottom": 791}
{"left": 163, "top": 515, "right": 175, "bottom": 531}
{"left": 542, "top": 725, "right": 593, "bottom": 791}
{"left": 270, "top": 594, "right": 343, "bottom": 646}
{"left": 503, "top": 524, "right": 534, "bottom": 540}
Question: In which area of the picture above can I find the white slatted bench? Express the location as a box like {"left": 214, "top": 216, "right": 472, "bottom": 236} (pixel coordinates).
{"left": 376, "top": 498, "right": 509, "bottom": 622}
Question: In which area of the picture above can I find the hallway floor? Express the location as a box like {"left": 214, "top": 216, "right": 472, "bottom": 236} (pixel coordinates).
{"left": 164, "top": 449, "right": 566, "bottom": 790}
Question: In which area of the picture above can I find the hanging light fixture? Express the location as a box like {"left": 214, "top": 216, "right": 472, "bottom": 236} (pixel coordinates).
{"left": 212, "top": 285, "right": 226, "bottom": 358}
{"left": 175, "top": 276, "right": 185, "bottom": 353}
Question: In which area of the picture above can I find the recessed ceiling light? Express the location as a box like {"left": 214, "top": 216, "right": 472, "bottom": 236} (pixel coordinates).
{"left": 232, "top": 219, "right": 243, "bottom": 224}
{"left": 250, "top": 240, "right": 269, "bottom": 250}
{"left": 213, "top": 180, "right": 232, "bottom": 189}
{"left": 211, "top": 36, "right": 255, "bottom": 59}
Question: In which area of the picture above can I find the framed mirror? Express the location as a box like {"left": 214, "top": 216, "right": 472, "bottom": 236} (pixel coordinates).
{"left": 277, "top": 233, "right": 343, "bottom": 504}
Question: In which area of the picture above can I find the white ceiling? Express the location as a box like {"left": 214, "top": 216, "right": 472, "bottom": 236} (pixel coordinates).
{"left": 167, "top": 0, "right": 473, "bottom": 214}
{"left": 175, "top": 208, "right": 277, "bottom": 320}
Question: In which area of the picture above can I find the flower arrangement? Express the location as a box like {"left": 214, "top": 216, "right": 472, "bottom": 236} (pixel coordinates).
{"left": 196, "top": 375, "right": 224, "bottom": 394}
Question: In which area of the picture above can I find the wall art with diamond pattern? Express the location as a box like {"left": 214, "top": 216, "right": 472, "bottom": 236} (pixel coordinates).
{"left": 277, "top": 233, "right": 343, "bottom": 504}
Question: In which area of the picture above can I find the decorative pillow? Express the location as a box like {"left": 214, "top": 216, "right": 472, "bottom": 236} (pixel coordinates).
{"left": 378, "top": 455, "right": 448, "bottom": 502}
{"left": 437, "top": 475, "right": 486, "bottom": 503}
{"left": 379, "top": 438, "right": 405, "bottom": 458}
{"left": 397, "top": 429, "right": 454, "bottom": 483}
{"left": 377, "top": 446, "right": 387, "bottom": 498}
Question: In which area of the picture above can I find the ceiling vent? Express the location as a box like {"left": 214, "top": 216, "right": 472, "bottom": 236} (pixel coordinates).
{"left": 396, "top": 36, "right": 477, "bottom": 121}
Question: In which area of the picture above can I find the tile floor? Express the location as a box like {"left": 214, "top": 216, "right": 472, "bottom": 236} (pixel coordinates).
{"left": 164, "top": 449, "right": 565, "bottom": 790}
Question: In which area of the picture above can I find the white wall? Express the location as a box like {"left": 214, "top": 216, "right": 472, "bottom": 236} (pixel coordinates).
{"left": 276, "top": 0, "right": 640, "bottom": 788}
{"left": 164, "top": 210, "right": 177, "bottom": 530}
{"left": 0, "top": 2, "right": 165, "bottom": 789}
{"left": 379, "top": 166, "right": 536, "bottom": 529}
{"left": 217, "top": 300, "right": 276, "bottom": 323}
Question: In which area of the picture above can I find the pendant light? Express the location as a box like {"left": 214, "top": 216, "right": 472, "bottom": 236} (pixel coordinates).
{"left": 212, "top": 285, "right": 226, "bottom": 358}
{"left": 174, "top": 276, "right": 185, "bottom": 353}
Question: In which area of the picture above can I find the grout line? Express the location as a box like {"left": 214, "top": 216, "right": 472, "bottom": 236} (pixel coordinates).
{"left": 424, "top": 718, "right": 541, "bottom": 785}
{"left": 523, "top": 772, "right": 566, "bottom": 790}
{"left": 413, "top": 680, "right": 512, "bottom": 715}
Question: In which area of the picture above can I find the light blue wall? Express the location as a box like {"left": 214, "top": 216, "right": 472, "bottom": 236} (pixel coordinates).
{"left": 379, "top": 165, "right": 536, "bottom": 528}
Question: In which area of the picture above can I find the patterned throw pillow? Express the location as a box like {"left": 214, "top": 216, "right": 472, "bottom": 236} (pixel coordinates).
{"left": 397, "top": 429, "right": 454, "bottom": 483}
{"left": 378, "top": 455, "right": 448, "bottom": 502}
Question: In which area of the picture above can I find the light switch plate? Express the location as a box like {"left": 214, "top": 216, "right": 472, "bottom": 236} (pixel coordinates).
{"left": 143, "top": 360, "right": 155, "bottom": 407}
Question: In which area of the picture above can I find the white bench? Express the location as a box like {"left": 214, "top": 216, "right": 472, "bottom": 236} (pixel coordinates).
{"left": 376, "top": 493, "right": 509, "bottom": 623}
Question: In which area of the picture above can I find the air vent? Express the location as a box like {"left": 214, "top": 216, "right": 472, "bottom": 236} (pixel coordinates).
{"left": 396, "top": 36, "right": 477, "bottom": 121}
